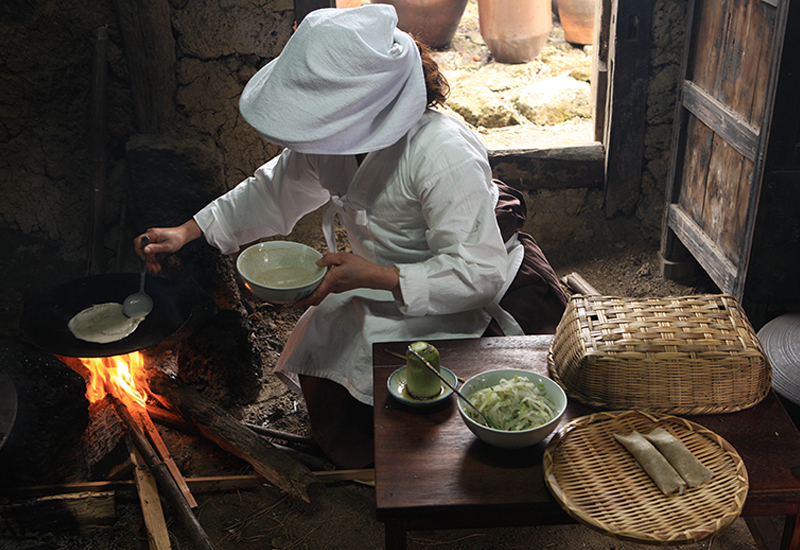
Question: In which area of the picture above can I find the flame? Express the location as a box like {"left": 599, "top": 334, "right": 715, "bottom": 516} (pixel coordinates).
{"left": 78, "top": 352, "right": 148, "bottom": 408}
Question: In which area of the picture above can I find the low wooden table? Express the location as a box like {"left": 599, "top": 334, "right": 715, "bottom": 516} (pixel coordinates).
{"left": 373, "top": 335, "right": 800, "bottom": 550}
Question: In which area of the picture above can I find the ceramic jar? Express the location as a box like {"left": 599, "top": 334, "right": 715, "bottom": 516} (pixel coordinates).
{"left": 477, "top": 0, "right": 552, "bottom": 63}
{"left": 374, "top": 0, "right": 470, "bottom": 49}
{"left": 557, "top": 0, "right": 596, "bottom": 45}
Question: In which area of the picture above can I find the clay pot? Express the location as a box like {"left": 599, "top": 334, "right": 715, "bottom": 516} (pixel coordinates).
{"left": 477, "top": 0, "right": 552, "bottom": 63}
{"left": 557, "top": 0, "right": 596, "bottom": 45}
{"left": 375, "top": 0, "right": 470, "bottom": 49}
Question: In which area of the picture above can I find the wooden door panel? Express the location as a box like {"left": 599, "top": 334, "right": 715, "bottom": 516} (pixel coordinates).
{"left": 703, "top": 138, "right": 750, "bottom": 263}
{"left": 661, "top": 0, "right": 788, "bottom": 300}
{"left": 689, "top": 0, "right": 724, "bottom": 91}
{"left": 678, "top": 117, "right": 713, "bottom": 223}
{"left": 727, "top": 0, "right": 775, "bottom": 124}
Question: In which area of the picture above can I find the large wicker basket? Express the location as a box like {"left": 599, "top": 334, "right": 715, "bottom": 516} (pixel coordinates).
{"left": 548, "top": 294, "right": 771, "bottom": 415}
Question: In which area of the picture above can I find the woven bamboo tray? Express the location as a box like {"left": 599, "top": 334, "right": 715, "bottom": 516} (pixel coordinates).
{"left": 548, "top": 294, "right": 771, "bottom": 415}
{"left": 543, "top": 410, "right": 748, "bottom": 546}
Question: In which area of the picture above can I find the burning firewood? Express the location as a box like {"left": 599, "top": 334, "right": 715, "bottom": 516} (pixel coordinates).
{"left": 112, "top": 396, "right": 217, "bottom": 550}
{"left": 146, "top": 371, "right": 325, "bottom": 504}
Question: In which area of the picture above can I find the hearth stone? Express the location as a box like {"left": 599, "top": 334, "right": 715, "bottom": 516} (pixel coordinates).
{"left": 0, "top": 339, "right": 88, "bottom": 487}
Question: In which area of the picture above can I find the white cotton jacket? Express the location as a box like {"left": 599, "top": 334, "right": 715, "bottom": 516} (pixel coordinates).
{"left": 194, "top": 110, "right": 522, "bottom": 404}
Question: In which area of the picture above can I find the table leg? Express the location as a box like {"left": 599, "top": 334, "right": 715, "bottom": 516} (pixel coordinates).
{"left": 384, "top": 520, "right": 407, "bottom": 550}
{"left": 782, "top": 512, "right": 800, "bottom": 550}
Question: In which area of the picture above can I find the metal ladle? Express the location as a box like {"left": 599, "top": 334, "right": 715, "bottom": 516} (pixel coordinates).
{"left": 123, "top": 236, "right": 154, "bottom": 318}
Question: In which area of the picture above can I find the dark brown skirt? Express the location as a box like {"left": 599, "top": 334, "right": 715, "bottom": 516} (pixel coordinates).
{"left": 484, "top": 180, "right": 568, "bottom": 336}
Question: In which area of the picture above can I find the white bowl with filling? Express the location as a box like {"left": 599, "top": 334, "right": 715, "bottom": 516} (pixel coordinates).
{"left": 236, "top": 241, "right": 326, "bottom": 304}
{"left": 457, "top": 368, "right": 568, "bottom": 449}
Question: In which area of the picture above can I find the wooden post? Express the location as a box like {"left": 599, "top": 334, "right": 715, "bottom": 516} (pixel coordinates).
{"left": 112, "top": 0, "right": 176, "bottom": 133}
{"left": 86, "top": 26, "right": 109, "bottom": 276}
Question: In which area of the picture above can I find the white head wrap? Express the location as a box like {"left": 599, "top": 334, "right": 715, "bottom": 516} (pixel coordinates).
{"left": 239, "top": 4, "right": 427, "bottom": 155}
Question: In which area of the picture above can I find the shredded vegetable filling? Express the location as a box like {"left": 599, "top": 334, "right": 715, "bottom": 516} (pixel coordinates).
{"left": 466, "top": 375, "right": 556, "bottom": 431}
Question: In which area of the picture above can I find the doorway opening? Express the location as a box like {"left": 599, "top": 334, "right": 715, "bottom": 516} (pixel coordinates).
{"left": 431, "top": 0, "right": 596, "bottom": 151}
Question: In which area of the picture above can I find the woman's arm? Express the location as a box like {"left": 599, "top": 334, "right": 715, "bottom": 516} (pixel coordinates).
{"left": 134, "top": 219, "right": 203, "bottom": 274}
{"left": 293, "top": 252, "right": 401, "bottom": 308}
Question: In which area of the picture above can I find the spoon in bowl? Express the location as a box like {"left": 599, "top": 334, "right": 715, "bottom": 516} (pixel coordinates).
{"left": 123, "top": 236, "right": 154, "bottom": 318}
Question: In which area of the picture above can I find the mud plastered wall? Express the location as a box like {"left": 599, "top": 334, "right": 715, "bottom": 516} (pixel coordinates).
{"left": 0, "top": 0, "right": 685, "bottom": 335}
{"left": 0, "top": 0, "right": 291, "bottom": 333}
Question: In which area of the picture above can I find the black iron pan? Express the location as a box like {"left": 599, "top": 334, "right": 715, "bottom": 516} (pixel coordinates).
{"left": 20, "top": 273, "right": 194, "bottom": 357}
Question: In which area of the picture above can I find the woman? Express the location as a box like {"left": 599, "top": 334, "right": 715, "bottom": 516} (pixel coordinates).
{"left": 135, "top": 4, "right": 567, "bottom": 468}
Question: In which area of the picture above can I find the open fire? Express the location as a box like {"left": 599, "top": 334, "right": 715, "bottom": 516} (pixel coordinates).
{"left": 77, "top": 352, "right": 148, "bottom": 408}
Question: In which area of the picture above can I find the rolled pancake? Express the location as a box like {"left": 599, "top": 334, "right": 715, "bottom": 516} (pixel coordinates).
{"left": 643, "top": 427, "right": 713, "bottom": 487}
{"left": 68, "top": 302, "right": 145, "bottom": 344}
{"left": 614, "top": 431, "right": 686, "bottom": 495}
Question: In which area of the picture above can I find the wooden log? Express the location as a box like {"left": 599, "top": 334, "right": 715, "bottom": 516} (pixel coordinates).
{"left": 137, "top": 408, "right": 198, "bottom": 508}
{"left": 244, "top": 423, "right": 317, "bottom": 446}
{"left": 131, "top": 445, "right": 171, "bottom": 550}
{"left": 147, "top": 403, "right": 317, "bottom": 447}
{"left": 146, "top": 404, "right": 198, "bottom": 434}
{"left": 147, "top": 373, "right": 325, "bottom": 504}
{"left": 0, "top": 491, "right": 115, "bottom": 536}
{"left": 0, "top": 469, "right": 376, "bottom": 499}
{"left": 112, "top": 397, "right": 217, "bottom": 550}
{"left": 560, "top": 272, "right": 601, "bottom": 295}
{"left": 81, "top": 396, "right": 127, "bottom": 479}
{"left": 146, "top": 404, "right": 329, "bottom": 471}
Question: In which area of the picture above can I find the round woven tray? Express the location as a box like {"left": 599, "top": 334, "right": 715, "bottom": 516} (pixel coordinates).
{"left": 543, "top": 410, "right": 748, "bottom": 546}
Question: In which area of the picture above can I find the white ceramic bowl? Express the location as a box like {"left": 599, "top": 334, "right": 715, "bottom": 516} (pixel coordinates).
{"left": 236, "top": 241, "right": 326, "bottom": 304}
{"left": 457, "top": 368, "right": 568, "bottom": 449}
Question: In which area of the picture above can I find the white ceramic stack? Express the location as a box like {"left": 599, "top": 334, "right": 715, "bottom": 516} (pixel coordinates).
{"left": 757, "top": 313, "right": 800, "bottom": 406}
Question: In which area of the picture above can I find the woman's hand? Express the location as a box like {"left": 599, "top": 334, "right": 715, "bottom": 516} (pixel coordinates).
{"left": 134, "top": 219, "right": 203, "bottom": 274}
{"left": 293, "top": 252, "right": 400, "bottom": 308}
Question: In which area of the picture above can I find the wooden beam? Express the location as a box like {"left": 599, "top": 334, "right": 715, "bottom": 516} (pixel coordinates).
{"left": 592, "top": 0, "right": 612, "bottom": 143}
{"left": 489, "top": 144, "right": 604, "bottom": 190}
{"left": 666, "top": 204, "right": 738, "bottom": 293}
{"left": 681, "top": 81, "right": 759, "bottom": 161}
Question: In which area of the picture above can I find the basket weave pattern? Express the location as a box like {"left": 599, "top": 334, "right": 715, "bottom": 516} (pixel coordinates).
{"left": 543, "top": 410, "right": 749, "bottom": 545}
{"left": 548, "top": 294, "right": 771, "bottom": 415}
